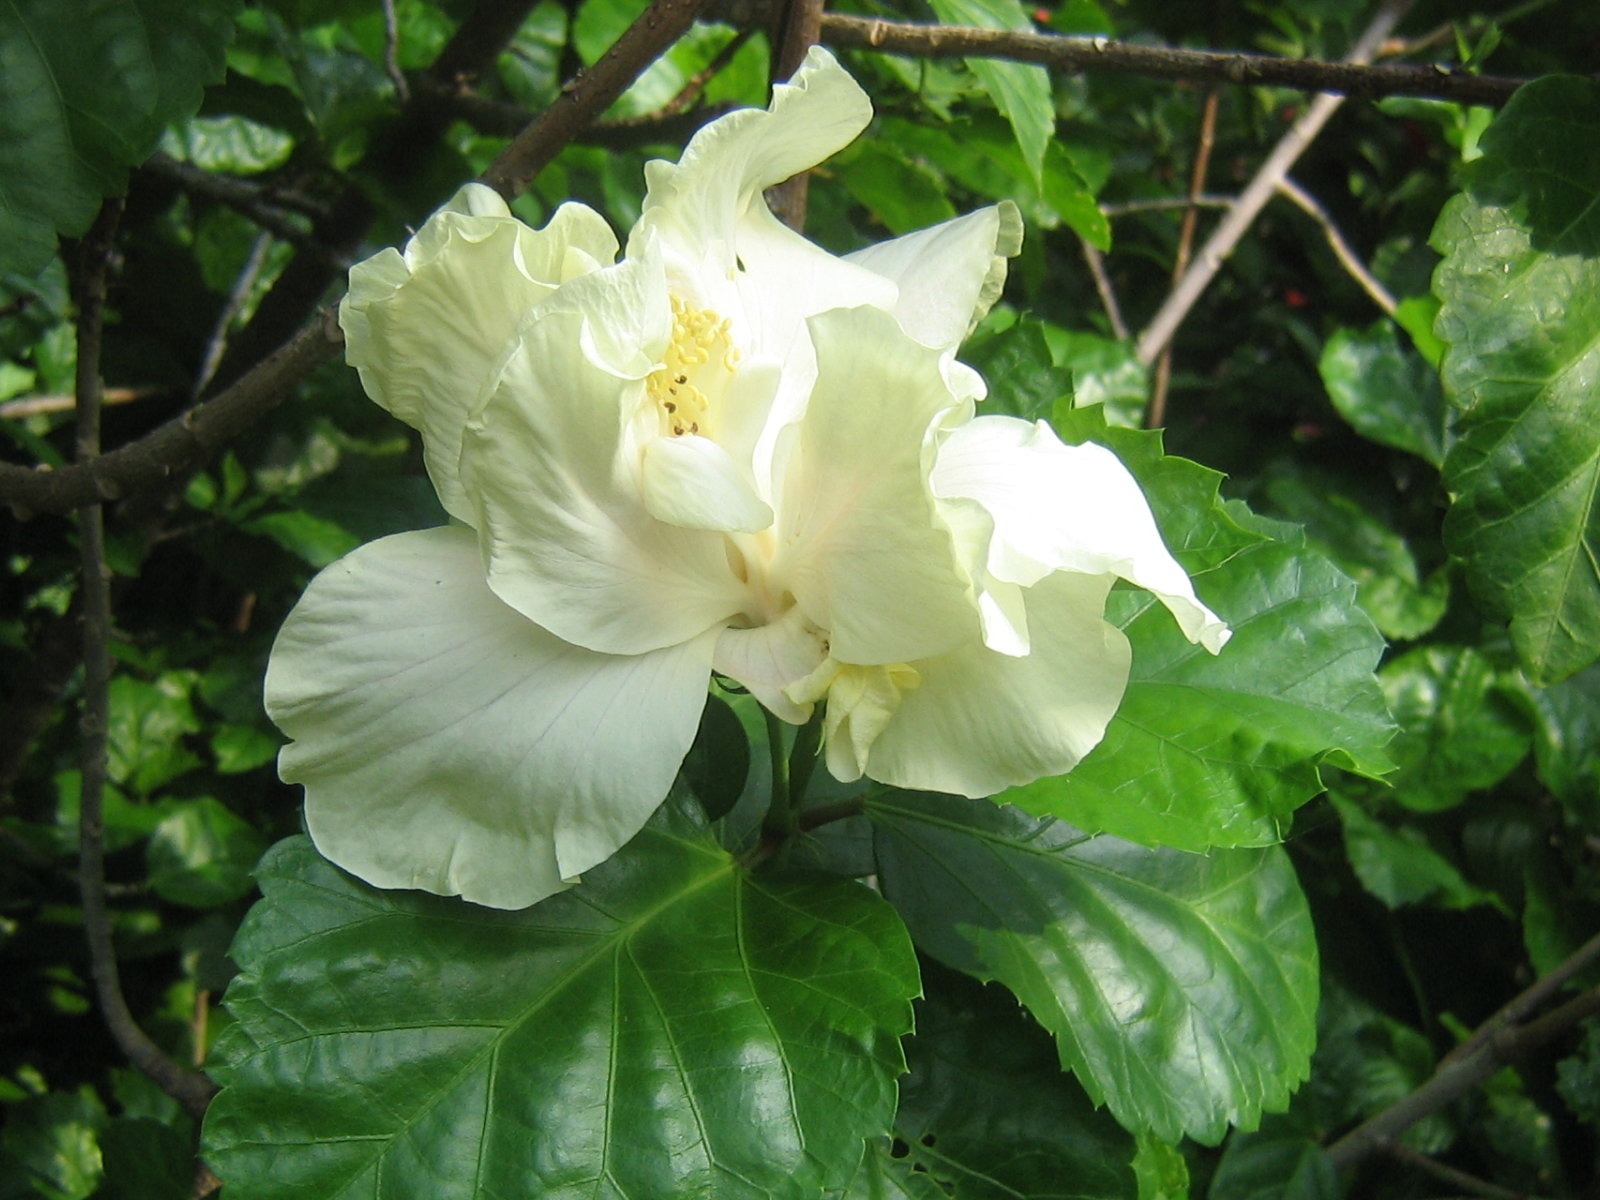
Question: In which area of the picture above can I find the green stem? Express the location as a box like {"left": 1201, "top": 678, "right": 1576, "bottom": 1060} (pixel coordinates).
{"left": 786, "top": 714, "right": 823, "bottom": 815}
{"left": 761, "top": 708, "right": 795, "bottom": 839}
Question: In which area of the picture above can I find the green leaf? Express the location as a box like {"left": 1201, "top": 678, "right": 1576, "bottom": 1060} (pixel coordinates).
{"left": 242, "top": 509, "right": 362, "bottom": 567}
{"left": 1319, "top": 321, "right": 1449, "bottom": 467}
{"left": 1259, "top": 465, "right": 1449, "bottom": 641}
{"left": 95, "top": 1118, "right": 191, "bottom": 1200}
{"left": 145, "top": 797, "right": 268, "bottom": 908}
{"left": 1005, "top": 537, "right": 1393, "bottom": 850}
{"left": 160, "top": 114, "right": 294, "bottom": 174}
{"left": 1334, "top": 798, "right": 1504, "bottom": 912}
{"left": 1520, "top": 661, "right": 1600, "bottom": 827}
{"left": 868, "top": 793, "right": 1319, "bottom": 1145}
{"left": 679, "top": 694, "right": 751, "bottom": 822}
{"left": 0, "top": 1088, "right": 106, "bottom": 1200}
{"left": 891, "top": 964, "right": 1137, "bottom": 1199}
{"left": 838, "top": 142, "right": 959, "bottom": 237}
{"left": 107, "top": 673, "right": 204, "bottom": 796}
{"left": 1133, "top": 1136, "right": 1189, "bottom": 1200}
{"left": 1051, "top": 333, "right": 1147, "bottom": 429}
{"left": 922, "top": 0, "right": 1052, "bottom": 185}
{"left": 1206, "top": 1134, "right": 1337, "bottom": 1200}
{"left": 211, "top": 722, "right": 281, "bottom": 775}
{"left": 0, "top": 0, "right": 240, "bottom": 276}
{"left": 1379, "top": 646, "right": 1530, "bottom": 812}
{"left": 1432, "top": 75, "right": 1600, "bottom": 684}
{"left": 833, "top": 1142, "right": 948, "bottom": 1200}
{"left": 204, "top": 807, "right": 919, "bottom": 1200}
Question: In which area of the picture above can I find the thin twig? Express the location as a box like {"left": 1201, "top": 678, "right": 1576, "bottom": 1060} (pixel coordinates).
{"left": 1079, "top": 238, "right": 1127, "bottom": 340}
{"left": 1101, "top": 194, "right": 1233, "bottom": 217}
{"left": 1134, "top": 0, "right": 1412, "bottom": 368}
{"left": 1326, "top": 985, "right": 1600, "bottom": 1171}
{"left": 819, "top": 13, "right": 1528, "bottom": 106}
{"left": 140, "top": 154, "right": 341, "bottom": 267}
{"left": 418, "top": 79, "right": 732, "bottom": 144}
{"left": 765, "top": 0, "right": 827, "bottom": 231}
{"left": 193, "top": 232, "right": 274, "bottom": 399}
{"left": 1275, "top": 176, "right": 1397, "bottom": 315}
{"left": 381, "top": 0, "right": 410, "bottom": 102}
{"left": 72, "top": 199, "right": 217, "bottom": 1124}
{"left": 1148, "top": 87, "right": 1219, "bottom": 428}
{"left": 0, "top": 387, "right": 159, "bottom": 420}
{"left": 1378, "top": 1142, "right": 1554, "bottom": 1200}
{"left": 481, "top": 0, "right": 716, "bottom": 198}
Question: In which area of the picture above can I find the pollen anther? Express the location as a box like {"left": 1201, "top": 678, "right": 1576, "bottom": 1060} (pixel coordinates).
{"left": 647, "top": 296, "right": 738, "bottom": 437}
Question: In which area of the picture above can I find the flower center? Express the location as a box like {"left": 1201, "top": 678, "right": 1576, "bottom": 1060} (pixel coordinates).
{"left": 648, "top": 297, "right": 740, "bottom": 437}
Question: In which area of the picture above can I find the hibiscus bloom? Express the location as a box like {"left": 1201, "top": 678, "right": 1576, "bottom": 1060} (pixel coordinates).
{"left": 265, "top": 48, "right": 1228, "bottom": 909}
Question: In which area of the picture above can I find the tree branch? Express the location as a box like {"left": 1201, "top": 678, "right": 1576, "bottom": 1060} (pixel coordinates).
{"left": 1326, "top": 934, "right": 1600, "bottom": 1174}
{"left": 819, "top": 13, "right": 1528, "bottom": 106}
{"left": 1, "top": 313, "right": 344, "bottom": 517}
{"left": 1275, "top": 176, "right": 1397, "bottom": 316}
{"left": 72, "top": 200, "right": 217, "bottom": 1124}
{"left": 480, "top": 0, "right": 716, "bottom": 197}
{"left": 1134, "top": 0, "right": 1411, "bottom": 368}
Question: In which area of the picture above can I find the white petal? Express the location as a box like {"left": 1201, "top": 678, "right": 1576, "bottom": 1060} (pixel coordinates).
{"left": 933, "top": 416, "right": 1231, "bottom": 653}
{"left": 460, "top": 300, "right": 748, "bottom": 657}
{"left": 632, "top": 47, "right": 871, "bottom": 276}
{"left": 845, "top": 201, "right": 1024, "bottom": 349}
{"left": 642, "top": 434, "right": 773, "bottom": 533}
{"left": 712, "top": 606, "right": 829, "bottom": 724}
{"left": 340, "top": 184, "right": 617, "bottom": 523}
{"left": 773, "top": 307, "right": 978, "bottom": 665}
{"left": 862, "top": 572, "right": 1131, "bottom": 797}
{"left": 265, "top": 527, "right": 718, "bottom": 909}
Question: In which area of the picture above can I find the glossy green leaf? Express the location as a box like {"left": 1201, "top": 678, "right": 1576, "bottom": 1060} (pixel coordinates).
{"left": 1520, "top": 661, "right": 1600, "bottom": 827}
{"left": 1432, "top": 75, "right": 1600, "bottom": 685}
{"left": 868, "top": 793, "right": 1319, "bottom": 1145}
{"left": 1259, "top": 466, "right": 1448, "bottom": 641}
{"left": 1004, "top": 526, "right": 1393, "bottom": 849}
{"left": 891, "top": 965, "right": 1136, "bottom": 1199}
{"left": 1379, "top": 646, "right": 1530, "bottom": 812}
{"left": 1334, "top": 798, "right": 1503, "bottom": 912}
{"left": 0, "top": 0, "right": 239, "bottom": 276}
{"left": 204, "top": 805, "right": 919, "bottom": 1200}
{"left": 1320, "top": 320, "right": 1448, "bottom": 467}
{"left": 679, "top": 694, "right": 751, "bottom": 822}
{"left": 1132, "top": 1136, "right": 1188, "bottom": 1200}
{"left": 107, "top": 673, "right": 204, "bottom": 797}
{"left": 1206, "top": 1134, "right": 1337, "bottom": 1200}
{"left": 1051, "top": 333, "right": 1148, "bottom": 429}
{"left": 145, "top": 797, "right": 268, "bottom": 908}
{"left": 839, "top": 142, "right": 959, "bottom": 237}
{"left": 833, "top": 1142, "right": 948, "bottom": 1200}
{"left": 924, "top": 0, "right": 1052, "bottom": 186}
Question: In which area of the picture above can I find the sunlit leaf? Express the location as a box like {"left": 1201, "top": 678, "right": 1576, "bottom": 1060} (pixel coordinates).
{"left": 1320, "top": 320, "right": 1448, "bottom": 467}
{"left": 1432, "top": 75, "right": 1600, "bottom": 685}
{"left": 146, "top": 797, "right": 268, "bottom": 908}
{"left": 1006, "top": 414, "right": 1394, "bottom": 850}
{"left": 868, "top": 793, "right": 1319, "bottom": 1144}
{"left": 204, "top": 804, "right": 918, "bottom": 1200}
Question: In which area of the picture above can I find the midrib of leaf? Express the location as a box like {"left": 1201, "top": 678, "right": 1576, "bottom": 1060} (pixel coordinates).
{"left": 261, "top": 843, "right": 736, "bottom": 1199}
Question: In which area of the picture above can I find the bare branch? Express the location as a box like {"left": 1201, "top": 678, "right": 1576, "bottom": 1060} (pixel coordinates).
{"left": 416, "top": 80, "right": 731, "bottom": 145}
{"left": 1148, "top": 87, "right": 1220, "bottom": 429}
{"left": 1102, "top": 194, "right": 1233, "bottom": 217}
{"left": 1275, "top": 176, "right": 1397, "bottom": 316}
{"left": 72, "top": 199, "right": 217, "bottom": 1123}
{"left": 481, "top": 0, "right": 715, "bottom": 197}
{"left": 1, "top": 314, "right": 343, "bottom": 517}
{"left": 1079, "top": 238, "right": 1127, "bottom": 341}
{"left": 140, "top": 154, "right": 342, "bottom": 267}
{"left": 819, "top": 13, "right": 1529, "bottom": 106}
{"left": 1327, "top": 978, "right": 1600, "bottom": 1172}
{"left": 381, "top": 0, "right": 410, "bottom": 102}
{"left": 1134, "top": 0, "right": 1412, "bottom": 368}
{"left": 1378, "top": 1141, "right": 1556, "bottom": 1200}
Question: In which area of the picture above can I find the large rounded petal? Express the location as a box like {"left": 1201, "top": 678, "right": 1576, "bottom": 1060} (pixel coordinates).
{"left": 845, "top": 201, "right": 1024, "bottom": 351}
{"left": 460, "top": 277, "right": 749, "bottom": 658}
{"left": 773, "top": 306, "right": 978, "bottom": 665}
{"left": 341, "top": 184, "right": 618, "bottom": 523}
{"left": 933, "top": 416, "right": 1231, "bottom": 653}
{"left": 861, "top": 572, "right": 1131, "bottom": 797}
{"left": 265, "top": 526, "right": 719, "bottom": 910}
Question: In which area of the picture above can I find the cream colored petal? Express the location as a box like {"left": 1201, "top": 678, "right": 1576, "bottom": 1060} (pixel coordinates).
{"left": 266, "top": 526, "right": 717, "bottom": 909}
{"left": 340, "top": 184, "right": 617, "bottom": 523}
{"left": 773, "top": 306, "right": 979, "bottom": 665}
{"left": 460, "top": 299, "right": 748, "bottom": 657}
{"left": 862, "top": 572, "right": 1131, "bottom": 797}
{"left": 933, "top": 416, "right": 1231, "bottom": 653}
{"left": 712, "top": 607, "right": 829, "bottom": 724}
{"left": 845, "top": 201, "right": 1024, "bottom": 349}
{"left": 641, "top": 434, "right": 773, "bottom": 533}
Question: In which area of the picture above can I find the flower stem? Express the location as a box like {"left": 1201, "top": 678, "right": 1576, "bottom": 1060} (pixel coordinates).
{"left": 761, "top": 708, "right": 795, "bottom": 839}
{"left": 786, "top": 715, "right": 823, "bottom": 814}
